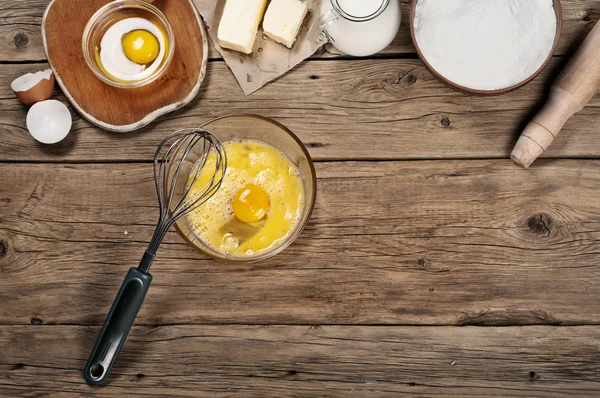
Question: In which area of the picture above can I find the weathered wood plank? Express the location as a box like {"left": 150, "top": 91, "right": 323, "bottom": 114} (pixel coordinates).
{"left": 2, "top": 161, "right": 600, "bottom": 326}
{"left": 0, "top": 0, "right": 598, "bottom": 62}
{"left": 4, "top": 57, "right": 600, "bottom": 162}
{"left": 1, "top": 325, "right": 600, "bottom": 397}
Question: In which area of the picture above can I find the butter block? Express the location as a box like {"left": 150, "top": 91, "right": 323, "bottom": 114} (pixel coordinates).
{"left": 218, "top": 0, "right": 267, "bottom": 54}
{"left": 263, "top": 0, "right": 308, "bottom": 48}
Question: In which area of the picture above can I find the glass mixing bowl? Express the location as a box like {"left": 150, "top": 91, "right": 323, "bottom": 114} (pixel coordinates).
{"left": 82, "top": 0, "right": 175, "bottom": 88}
{"left": 174, "top": 115, "right": 317, "bottom": 262}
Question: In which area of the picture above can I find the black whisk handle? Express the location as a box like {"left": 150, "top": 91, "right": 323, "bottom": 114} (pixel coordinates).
{"left": 84, "top": 264, "right": 153, "bottom": 386}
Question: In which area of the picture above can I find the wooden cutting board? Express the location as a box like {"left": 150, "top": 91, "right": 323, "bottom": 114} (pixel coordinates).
{"left": 42, "top": 0, "right": 208, "bottom": 132}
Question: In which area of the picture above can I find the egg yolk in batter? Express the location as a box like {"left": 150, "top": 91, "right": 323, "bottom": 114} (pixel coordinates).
{"left": 232, "top": 184, "right": 270, "bottom": 223}
{"left": 186, "top": 140, "right": 304, "bottom": 258}
{"left": 122, "top": 30, "right": 159, "bottom": 64}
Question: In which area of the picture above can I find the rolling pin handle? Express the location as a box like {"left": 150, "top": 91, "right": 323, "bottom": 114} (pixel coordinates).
{"left": 511, "top": 88, "right": 580, "bottom": 168}
{"left": 511, "top": 123, "right": 553, "bottom": 168}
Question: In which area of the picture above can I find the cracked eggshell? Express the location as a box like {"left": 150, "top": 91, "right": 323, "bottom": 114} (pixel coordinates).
{"left": 26, "top": 100, "right": 72, "bottom": 144}
{"left": 11, "top": 69, "right": 55, "bottom": 106}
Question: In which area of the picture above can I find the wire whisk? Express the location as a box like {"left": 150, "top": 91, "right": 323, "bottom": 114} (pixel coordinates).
{"left": 146, "top": 128, "right": 227, "bottom": 258}
{"left": 84, "top": 128, "right": 227, "bottom": 386}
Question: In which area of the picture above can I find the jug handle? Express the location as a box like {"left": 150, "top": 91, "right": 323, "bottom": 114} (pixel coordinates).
{"left": 308, "top": 9, "right": 340, "bottom": 44}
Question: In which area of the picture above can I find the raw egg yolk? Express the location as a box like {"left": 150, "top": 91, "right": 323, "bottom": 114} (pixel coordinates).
{"left": 232, "top": 184, "right": 270, "bottom": 223}
{"left": 122, "top": 30, "right": 159, "bottom": 65}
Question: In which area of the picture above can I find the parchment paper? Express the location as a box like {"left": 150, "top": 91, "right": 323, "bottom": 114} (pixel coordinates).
{"left": 193, "top": 0, "right": 325, "bottom": 95}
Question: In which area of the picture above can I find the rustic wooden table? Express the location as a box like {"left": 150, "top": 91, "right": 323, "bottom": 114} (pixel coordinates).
{"left": 2, "top": 0, "right": 600, "bottom": 396}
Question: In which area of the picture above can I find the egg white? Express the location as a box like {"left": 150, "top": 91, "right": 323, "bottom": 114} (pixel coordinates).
{"left": 99, "top": 18, "right": 166, "bottom": 82}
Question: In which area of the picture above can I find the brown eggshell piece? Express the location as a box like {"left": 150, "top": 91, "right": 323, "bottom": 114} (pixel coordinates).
{"left": 12, "top": 70, "right": 56, "bottom": 107}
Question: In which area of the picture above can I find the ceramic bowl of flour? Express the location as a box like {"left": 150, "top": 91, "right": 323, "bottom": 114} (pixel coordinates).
{"left": 410, "top": 0, "right": 562, "bottom": 95}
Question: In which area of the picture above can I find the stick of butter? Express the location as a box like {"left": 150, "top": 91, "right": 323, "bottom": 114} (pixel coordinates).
{"left": 218, "top": 0, "right": 267, "bottom": 54}
{"left": 263, "top": 0, "right": 308, "bottom": 48}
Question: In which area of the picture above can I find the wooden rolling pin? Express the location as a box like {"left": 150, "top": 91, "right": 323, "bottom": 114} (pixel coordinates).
{"left": 511, "top": 19, "right": 600, "bottom": 168}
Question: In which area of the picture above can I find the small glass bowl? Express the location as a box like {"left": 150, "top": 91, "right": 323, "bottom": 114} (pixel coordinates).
{"left": 82, "top": 0, "right": 175, "bottom": 89}
{"left": 174, "top": 115, "right": 318, "bottom": 262}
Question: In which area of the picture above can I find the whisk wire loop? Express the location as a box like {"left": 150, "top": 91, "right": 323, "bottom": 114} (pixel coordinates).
{"left": 174, "top": 143, "right": 226, "bottom": 219}
{"left": 166, "top": 134, "right": 202, "bottom": 214}
{"left": 170, "top": 135, "right": 213, "bottom": 214}
{"left": 146, "top": 128, "right": 227, "bottom": 257}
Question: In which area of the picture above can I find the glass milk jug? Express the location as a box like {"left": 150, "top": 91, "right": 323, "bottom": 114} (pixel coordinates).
{"left": 309, "top": 0, "right": 401, "bottom": 57}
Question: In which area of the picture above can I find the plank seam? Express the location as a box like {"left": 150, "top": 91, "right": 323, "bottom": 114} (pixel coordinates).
{"left": 3, "top": 157, "right": 600, "bottom": 165}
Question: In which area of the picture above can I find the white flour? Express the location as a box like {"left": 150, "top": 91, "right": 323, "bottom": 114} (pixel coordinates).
{"left": 413, "top": 0, "right": 557, "bottom": 90}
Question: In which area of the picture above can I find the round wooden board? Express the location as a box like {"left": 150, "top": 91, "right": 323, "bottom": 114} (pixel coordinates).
{"left": 42, "top": 0, "right": 208, "bottom": 132}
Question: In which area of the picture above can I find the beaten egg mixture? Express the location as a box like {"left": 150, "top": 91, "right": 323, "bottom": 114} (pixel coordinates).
{"left": 186, "top": 140, "right": 304, "bottom": 258}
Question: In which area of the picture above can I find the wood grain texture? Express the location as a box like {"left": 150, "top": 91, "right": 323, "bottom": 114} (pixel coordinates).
{"left": 2, "top": 325, "right": 600, "bottom": 396}
{"left": 1, "top": 0, "right": 599, "bottom": 62}
{"left": 4, "top": 1, "right": 600, "bottom": 396}
{"left": 2, "top": 161, "right": 600, "bottom": 326}
{"left": 4, "top": 57, "right": 600, "bottom": 161}
{"left": 42, "top": 0, "right": 208, "bottom": 131}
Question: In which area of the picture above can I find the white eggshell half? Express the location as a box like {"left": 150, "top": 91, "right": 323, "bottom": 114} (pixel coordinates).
{"left": 26, "top": 100, "right": 72, "bottom": 144}
{"left": 11, "top": 69, "right": 55, "bottom": 106}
